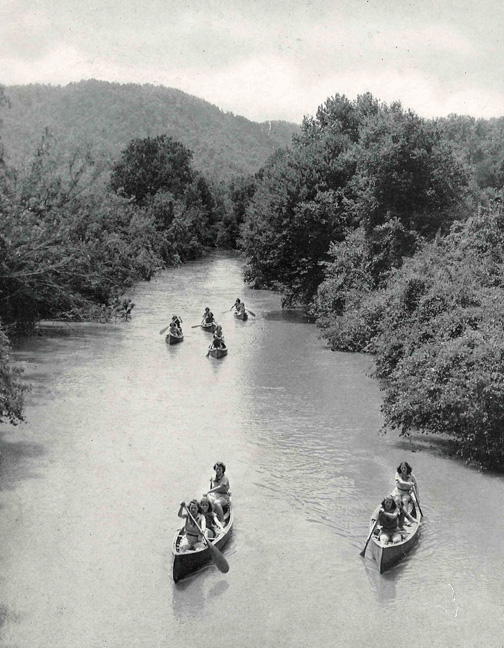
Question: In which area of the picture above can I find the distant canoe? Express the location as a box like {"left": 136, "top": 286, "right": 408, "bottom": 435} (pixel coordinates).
{"left": 201, "top": 321, "right": 216, "bottom": 333}
{"left": 173, "top": 503, "right": 234, "bottom": 583}
{"left": 166, "top": 332, "right": 184, "bottom": 345}
{"left": 368, "top": 502, "right": 422, "bottom": 573}
{"left": 234, "top": 311, "right": 248, "bottom": 321}
{"left": 208, "top": 345, "right": 228, "bottom": 359}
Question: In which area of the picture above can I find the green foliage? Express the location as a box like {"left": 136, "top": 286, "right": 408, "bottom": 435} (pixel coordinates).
{"left": 436, "top": 114, "right": 504, "bottom": 197}
{"left": 0, "top": 322, "right": 26, "bottom": 425}
{"left": 2, "top": 81, "right": 299, "bottom": 184}
{"left": 321, "top": 206, "right": 504, "bottom": 468}
{"left": 110, "top": 135, "right": 194, "bottom": 204}
{"left": 217, "top": 175, "right": 257, "bottom": 249}
{"left": 242, "top": 93, "right": 468, "bottom": 307}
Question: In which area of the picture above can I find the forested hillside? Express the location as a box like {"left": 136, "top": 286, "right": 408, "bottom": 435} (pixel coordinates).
{"left": 1, "top": 80, "right": 299, "bottom": 182}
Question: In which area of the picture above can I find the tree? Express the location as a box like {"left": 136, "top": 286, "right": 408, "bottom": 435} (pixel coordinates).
{"left": 242, "top": 93, "right": 468, "bottom": 307}
{"left": 110, "top": 135, "right": 194, "bottom": 204}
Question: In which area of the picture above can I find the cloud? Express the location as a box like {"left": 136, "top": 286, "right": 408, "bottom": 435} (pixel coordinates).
{"left": 1, "top": 0, "right": 503, "bottom": 122}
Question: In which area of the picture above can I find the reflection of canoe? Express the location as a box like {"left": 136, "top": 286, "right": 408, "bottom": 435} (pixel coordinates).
{"left": 173, "top": 502, "right": 234, "bottom": 583}
{"left": 208, "top": 345, "right": 227, "bottom": 359}
{"left": 234, "top": 311, "right": 248, "bottom": 321}
{"left": 201, "top": 321, "right": 216, "bottom": 333}
{"left": 368, "top": 502, "right": 422, "bottom": 573}
{"left": 166, "top": 332, "right": 184, "bottom": 345}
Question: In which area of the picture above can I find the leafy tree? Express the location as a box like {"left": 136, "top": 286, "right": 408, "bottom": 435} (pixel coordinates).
{"left": 110, "top": 135, "right": 194, "bottom": 204}
{"left": 217, "top": 175, "right": 256, "bottom": 249}
{"left": 0, "top": 323, "right": 26, "bottom": 424}
{"left": 320, "top": 205, "right": 504, "bottom": 468}
{"left": 242, "top": 93, "right": 468, "bottom": 307}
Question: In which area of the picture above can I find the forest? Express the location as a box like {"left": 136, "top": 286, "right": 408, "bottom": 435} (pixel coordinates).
{"left": 240, "top": 93, "right": 504, "bottom": 469}
{"left": 3, "top": 82, "right": 504, "bottom": 469}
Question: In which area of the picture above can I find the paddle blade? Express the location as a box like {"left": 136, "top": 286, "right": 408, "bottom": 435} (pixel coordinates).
{"left": 159, "top": 325, "right": 169, "bottom": 335}
{"left": 247, "top": 310, "right": 256, "bottom": 317}
{"left": 360, "top": 519, "right": 378, "bottom": 556}
{"left": 207, "top": 540, "right": 229, "bottom": 573}
{"left": 191, "top": 324, "right": 202, "bottom": 328}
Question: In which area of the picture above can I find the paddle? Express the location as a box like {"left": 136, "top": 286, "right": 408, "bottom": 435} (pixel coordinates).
{"left": 183, "top": 504, "right": 229, "bottom": 574}
{"left": 159, "top": 325, "right": 170, "bottom": 335}
{"left": 191, "top": 324, "right": 203, "bottom": 328}
{"left": 360, "top": 518, "right": 379, "bottom": 557}
{"left": 206, "top": 346, "right": 212, "bottom": 358}
{"left": 411, "top": 485, "right": 423, "bottom": 518}
{"left": 246, "top": 309, "right": 256, "bottom": 317}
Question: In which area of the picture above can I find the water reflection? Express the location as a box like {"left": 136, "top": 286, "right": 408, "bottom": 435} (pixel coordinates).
{"left": 171, "top": 571, "right": 231, "bottom": 621}
{"left": 262, "top": 309, "right": 316, "bottom": 324}
{"left": 364, "top": 563, "right": 398, "bottom": 605}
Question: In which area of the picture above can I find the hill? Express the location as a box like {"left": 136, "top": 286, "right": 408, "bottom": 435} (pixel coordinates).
{"left": 0, "top": 80, "right": 299, "bottom": 182}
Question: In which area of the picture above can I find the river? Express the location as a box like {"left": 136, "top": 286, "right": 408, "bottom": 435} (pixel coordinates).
{"left": 0, "top": 252, "right": 502, "bottom": 648}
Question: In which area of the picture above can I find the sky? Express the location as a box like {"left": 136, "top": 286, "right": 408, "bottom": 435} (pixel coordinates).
{"left": 1, "top": 0, "right": 503, "bottom": 124}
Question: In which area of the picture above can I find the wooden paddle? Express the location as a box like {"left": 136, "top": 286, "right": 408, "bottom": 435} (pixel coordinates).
{"left": 191, "top": 324, "right": 203, "bottom": 328}
{"left": 360, "top": 518, "right": 379, "bottom": 557}
{"left": 411, "top": 485, "right": 423, "bottom": 518}
{"left": 159, "top": 325, "right": 170, "bottom": 335}
{"left": 183, "top": 504, "right": 229, "bottom": 574}
{"left": 206, "top": 346, "right": 212, "bottom": 358}
{"left": 246, "top": 309, "right": 256, "bottom": 317}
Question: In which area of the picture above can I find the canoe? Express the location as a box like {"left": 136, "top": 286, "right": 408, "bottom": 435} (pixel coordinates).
{"left": 368, "top": 501, "right": 422, "bottom": 573}
{"left": 208, "top": 345, "right": 228, "bottom": 359}
{"left": 234, "top": 311, "right": 248, "bottom": 321}
{"left": 173, "top": 502, "right": 234, "bottom": 583}
{"left": 201, "top": 321, "right": 216, "bottom": 333}
{"left": 166, "top": 332, "right": 184, "bottom": 345}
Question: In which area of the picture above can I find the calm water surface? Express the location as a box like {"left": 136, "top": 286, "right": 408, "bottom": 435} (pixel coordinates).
{"left": 0, "top": 252, "right": 502, "bottom": 648}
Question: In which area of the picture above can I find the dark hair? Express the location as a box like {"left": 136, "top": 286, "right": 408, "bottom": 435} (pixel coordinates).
{"left": 199, "top": 496, "right": 214, "bottom": 512}
{"left": 235, "top": 298, "right": 241, "bottom": 303}
{"left": 397, "top": 461, "right": 412, "bottom": 475}
{"left": 381, "top": 496, "right": 397, "bottom": 510}
{"left": 187, "top": 499, "right": 201, "bottom": 514}
{"left": 213, "top": 461, "right": 226, "bottom": 473}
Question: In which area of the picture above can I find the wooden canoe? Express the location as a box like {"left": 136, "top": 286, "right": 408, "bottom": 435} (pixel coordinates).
{"left": 173, "top": 502, "right": 234, "bottom": 583}
{"left": 208, "top": 345, "right": 227, "bottom": 359}
{"left": 368, "top": 501, "right": 422, "bottom": 573}
{"left": 201, "top": 321, "right": 216, "bottom": 333}
{"left": 234, "top": 311, "right": 248, "bottom": 321}
{"left": 166, "top": 332, "right": 184, "bottom": 345}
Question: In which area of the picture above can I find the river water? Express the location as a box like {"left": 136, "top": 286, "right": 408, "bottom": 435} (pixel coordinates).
{"left": 0, "top": 252, "right": 502, "bottom": 648}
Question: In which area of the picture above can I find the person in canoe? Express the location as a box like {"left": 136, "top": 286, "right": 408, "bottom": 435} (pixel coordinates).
{"left": 169, "top": 320, "right": 182, "bottom": 337}
{"left": 204, "top": 461, "right": 230, "bottom": 522}
{"left": 202, "top": 307, "right": 215, "bottom": 325}
{"left": 199, "top": 496, "right": 224, "bottom": 540}
{"left": 172, "top": 315, "right": 183, "bottom": 332}
{"left": 230, "top": 298, "right": 246, "bottom": 314}
{"left": 391, "top": 461, "right": 419, "bottom": 508}
{"left": 177, "top": 499, "right": 205, "bottom": 552}
{"left": 211, "top": 325, "right": 225, "bottom": 349}
{"left": 374, "top": 495, "right": 402, "bottom": 545}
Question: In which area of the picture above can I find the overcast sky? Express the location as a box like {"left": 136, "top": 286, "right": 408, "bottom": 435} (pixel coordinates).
{"left": 1, "top": 0, "right": 503, "bottom": 123}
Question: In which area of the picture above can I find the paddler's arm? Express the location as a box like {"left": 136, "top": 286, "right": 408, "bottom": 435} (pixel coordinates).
{"left": 206, "top": 479, "right": 229, "bottom": 495}
{"left": 404, "top": 509, "right": 417, "bottom": 524}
